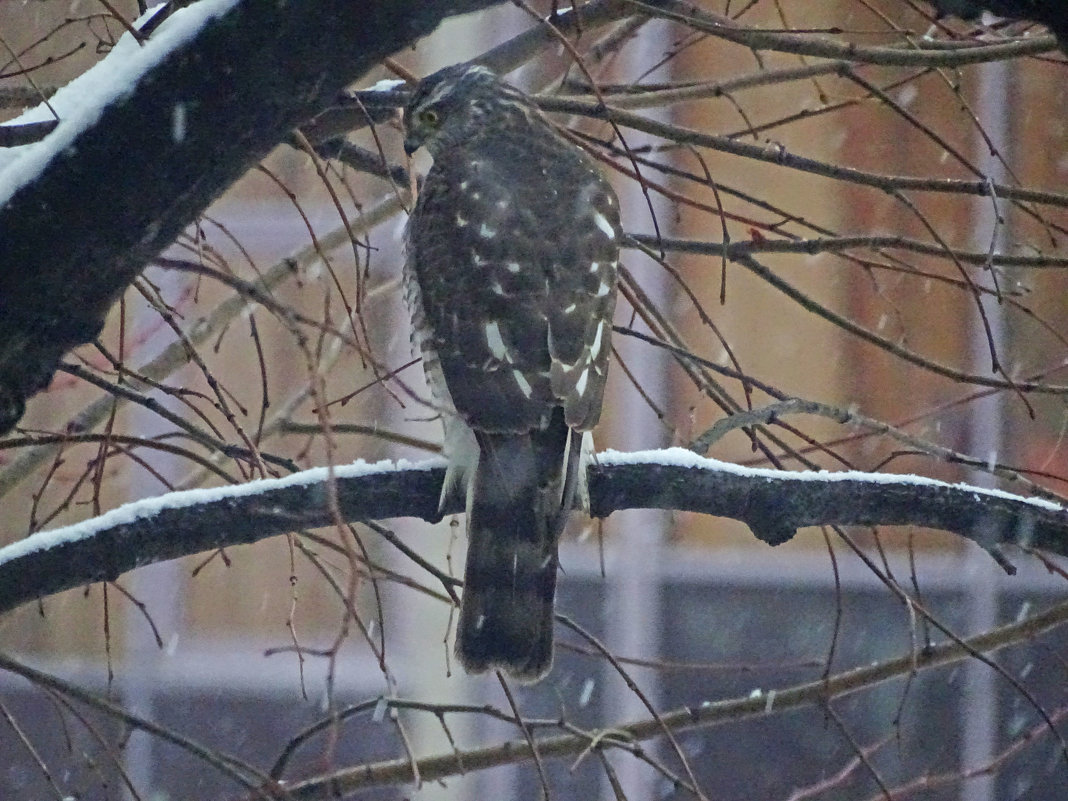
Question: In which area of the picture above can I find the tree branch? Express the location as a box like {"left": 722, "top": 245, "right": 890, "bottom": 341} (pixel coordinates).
{"left": 282, "top": 596, "right": 1068, "bottom": 799}
{"left": 0, "top": 449, "right": 1064, "bottom": 615}
{"left": 633, "top": 0, "right": 1061, "bottom": 62}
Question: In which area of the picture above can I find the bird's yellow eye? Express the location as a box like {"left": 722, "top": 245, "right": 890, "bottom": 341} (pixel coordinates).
{"left": 419, "top": 108, "right": 440, "bottom": 126}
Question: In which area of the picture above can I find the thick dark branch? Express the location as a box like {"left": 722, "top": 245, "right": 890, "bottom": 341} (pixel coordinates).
{"left": 1, "top": 451, "right": 1065, "bottom": 615}
{"left": 0, "top": 120, "right": 58, "bottom": 147}
{"left": 928, "top": 1, "right": 1068, "bottom": 50}
{"left": 588, "top": 453, "right": 1067, "bottom": 550}
{"left": 0, "top": 0, "right": 506, "bottom": 435}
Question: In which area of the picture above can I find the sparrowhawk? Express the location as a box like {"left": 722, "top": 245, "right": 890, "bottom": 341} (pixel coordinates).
{"left": 402, "top": 64, "right": 620, "bottom": 681}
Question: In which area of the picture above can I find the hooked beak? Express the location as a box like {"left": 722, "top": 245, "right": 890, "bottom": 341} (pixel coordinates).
{"left": 403, "top": 136, "right": 421, "bottom": 157}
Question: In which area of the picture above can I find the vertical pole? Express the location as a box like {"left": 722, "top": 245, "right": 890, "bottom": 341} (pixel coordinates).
{"left": 961, "top": 56, "right": 1013, "bottom": 801}
{"left": 120, "top": 275, "right": 189, "bottom": 798}
{"left": 395, "top": 13, "right": 525, "bottom": 800}
{"left": 599, "top": 18, "right": 675, "bottom": 800}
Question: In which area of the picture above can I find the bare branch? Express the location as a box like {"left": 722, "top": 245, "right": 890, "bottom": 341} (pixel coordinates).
{"left": 629, "top": 0, "right": 1060, "bottom": 64}
{"left": 282, "top": 597, "right": 1068, "bottom": 798}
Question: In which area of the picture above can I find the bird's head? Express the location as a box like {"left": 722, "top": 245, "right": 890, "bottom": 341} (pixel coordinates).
{"left": 403, "top": 63, "right": 523, "bottom": 158}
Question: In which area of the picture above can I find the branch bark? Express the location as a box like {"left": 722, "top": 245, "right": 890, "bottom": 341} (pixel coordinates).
{"left": 0, "top": 450, "right": 1064, "bottom": 616}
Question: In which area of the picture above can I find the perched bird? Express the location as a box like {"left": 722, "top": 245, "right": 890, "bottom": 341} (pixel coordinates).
{"left": 402, "top": 64, "right": 620, "bottom": 681}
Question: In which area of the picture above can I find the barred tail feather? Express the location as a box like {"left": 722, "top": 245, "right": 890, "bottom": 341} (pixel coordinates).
{"left": 456, "top": 413, "right": 578, "bottom": 681}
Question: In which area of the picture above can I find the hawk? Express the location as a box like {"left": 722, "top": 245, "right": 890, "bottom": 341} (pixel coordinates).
{"left": 402, "top": 64, "right": 620, "bottom": 681}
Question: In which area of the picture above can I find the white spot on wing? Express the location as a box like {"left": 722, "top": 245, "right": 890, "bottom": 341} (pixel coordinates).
{"left": 506, "top": 261, "right": 521, "bottom": 273}
{"left": 479, "top": 223, "right": 496, "bottom": 238}
{"left": 596, "top": 280, "right": 612, "bottom": 297}
{"left": 592, "top": 212, "right": 616, "bottom": 240}
{"left": 588, "top": 261, "right": 600, "bottom": 273}
{"left": 456, "top": 213, "right": 468, "bottom": 227}
{"left": 485, "top": 321, "right": 510, "bottom": 361}
{"left": 574, "top": 368, "right": 589, "bottom": 397}
{"left": 563, "top": 303, "right": 577, "bottom": 313}
{"left": 590, "top": 321, "right": 605, "bottom": 359}
{"left": 513, "top": 370, "right": 533, "bottom": 398}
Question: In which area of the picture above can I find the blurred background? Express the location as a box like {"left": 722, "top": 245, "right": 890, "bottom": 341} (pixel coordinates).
{"left": 1, "top": 2, "right": 1067, "bottom": 799}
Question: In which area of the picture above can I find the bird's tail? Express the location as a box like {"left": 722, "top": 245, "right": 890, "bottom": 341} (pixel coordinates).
{"left": 456, "top": 412, "right": 579, "bottom": 681}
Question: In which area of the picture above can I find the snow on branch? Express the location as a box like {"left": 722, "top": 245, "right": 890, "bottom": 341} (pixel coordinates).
{"left": 1, "top": 449, "right": 1065, "bottom": 615}
{"left": 591, "top": 449, "right": 1068, "bottom": 552}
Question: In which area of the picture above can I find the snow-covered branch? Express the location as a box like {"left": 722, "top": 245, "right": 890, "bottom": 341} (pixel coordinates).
{"left": 1, "top": 449, "right": 1064, "bottom": 615}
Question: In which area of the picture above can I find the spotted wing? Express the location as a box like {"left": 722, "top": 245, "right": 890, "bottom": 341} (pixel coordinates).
{"left": 406, "top": 132, "right": 619, "bottom": 435}
{"left": 545, "top": 175, "right": 619, "bottom": 431}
